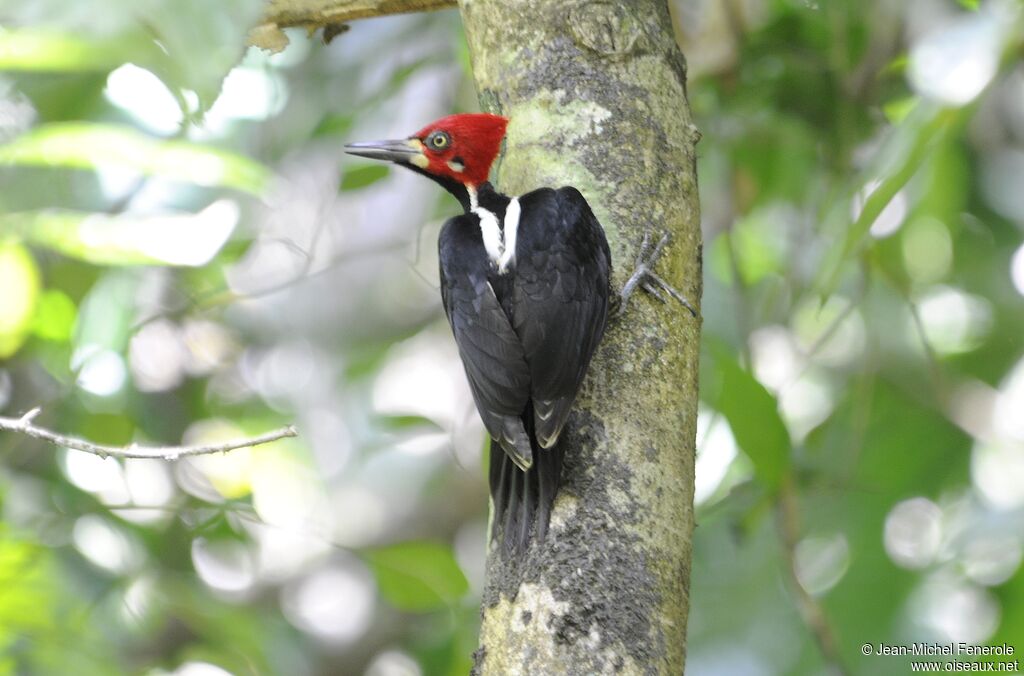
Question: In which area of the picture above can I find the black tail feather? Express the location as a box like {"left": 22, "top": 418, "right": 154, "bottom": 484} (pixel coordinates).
{"left": 489, "top": 404, "right": 565, "bottom": 554}
{"left": 536, "top": 439, "right": 558, "bottom": 541}
{"left": 502, "top": 452, "right": 520, "bottom": 548}
{"left": 518, "top": 455, "right": 532, "bottom": 549}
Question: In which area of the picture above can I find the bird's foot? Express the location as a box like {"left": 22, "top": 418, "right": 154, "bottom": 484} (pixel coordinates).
{"left": 616, "top": 231, "right": 697, "bottom": 318}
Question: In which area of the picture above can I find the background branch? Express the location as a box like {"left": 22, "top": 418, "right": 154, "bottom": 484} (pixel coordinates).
{"left": 0, "top": 408, "right": 297, "bottom": 460}
{"left": 778, "top": 476, "right": 849, "bottom": 676}
{"left": 252, "top": 0, "right": 456, "bottom": 51}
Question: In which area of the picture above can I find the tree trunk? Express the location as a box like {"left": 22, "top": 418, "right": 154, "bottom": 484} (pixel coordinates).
{"left": 457, "top": 1, "right": 702, "bottom": 674}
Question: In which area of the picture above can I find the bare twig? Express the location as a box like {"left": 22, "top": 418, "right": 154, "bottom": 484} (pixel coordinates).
{"left": 905, "top": 295, "right": 947, "bottom": 404}
{"left": 263, "top": 0, "right": 454, "bottom": 27}
{"left": 0, "top": 408, "right": 297, "bottom": 460}
{"left": 777, "top": 475, "right": 849, "bottom": 676}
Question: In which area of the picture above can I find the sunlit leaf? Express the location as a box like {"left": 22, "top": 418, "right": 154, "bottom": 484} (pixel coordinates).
{"left": 705, "top": 342, "right": 790, "bottom": 491}
{"left": 0, "top": 241, "right": 41, "bottom": 358}
{"left": 0, "top": 28, "right": 124, "bottom": 71}
{"left": 31, "top": 289, "right": 77, "bottom": 342}
{"left": 366, "top": 541, "right": 468, "bottom": 612}
{"left": 0, "top": 530, "right": 56, "bottom": 640}
{"left": 2, "top": 201, "right": 239, "bottom": 266}
{"left": 0, "top": 528, "right": 119, "bottom": 673}
{"left": 882, "top": 54, "right": 909, "bottom": 75}
{"left": 882, "top": 96, "right": 918, "bottom": 124}
{"left": 341, "top": 165, "right": 390, "bottom": 191}
{"left": 0, "top": 123, "right": 270, "bottom": 194}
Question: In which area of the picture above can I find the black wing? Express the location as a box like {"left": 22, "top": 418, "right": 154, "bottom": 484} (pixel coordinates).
{"left": 439, "top": 214, "right": 534, "bottom": 469}
{"left": 511, "top": 187, "right": 611, "bottom": 448}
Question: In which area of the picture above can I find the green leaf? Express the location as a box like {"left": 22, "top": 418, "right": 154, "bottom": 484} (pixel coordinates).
{"left": 881, "top": 54, "right": 909, "bottom": 75}
{"left": 705, "top": 341, "right": 791, "bottom": 491}
{"left": 313, "top": 115, "right": 354, "bottom": 138}
{"left": 1, "top": 203, "right": 238, "bottom": 267}
{"left": 882, "top": 96, "right": 918, "bottom": 124}
{"left": 31, "top": 289, "right": 76, "bottom": 342}
{"left": 0, "top": 530, "right": 56, "bottom": 641}
{"left": 375, "top": 414, "right": 443, "bottom": 432}
{"left": 0, "top": 28, "right": 125, "bottom": 71}
{"left": 341, "top": 165, "right": 390, "bottom": 191}
{"left": 365, "top": 542, "right": 468, "bottom": 612}
{"left": 0, "top": 241, "right": 41, "bottom": 358}
{"left": 0, "top": 123, "right": 270, "bottom": 194}
{"left": 957, "top": 0, "right": 979, "bottom": 10}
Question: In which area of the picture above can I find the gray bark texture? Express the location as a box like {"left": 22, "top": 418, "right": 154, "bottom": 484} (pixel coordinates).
{"left": 457, "top": 1, "right": 702, "bottom": 674}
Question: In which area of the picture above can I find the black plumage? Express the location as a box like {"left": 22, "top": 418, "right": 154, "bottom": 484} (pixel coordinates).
{"left": 439, "top": 183, "right": 611, "bottom": 552}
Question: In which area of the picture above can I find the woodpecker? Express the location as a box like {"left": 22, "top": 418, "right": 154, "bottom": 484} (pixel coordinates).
{"left": 345, "top": 113, "right": 690, "bottom": 552}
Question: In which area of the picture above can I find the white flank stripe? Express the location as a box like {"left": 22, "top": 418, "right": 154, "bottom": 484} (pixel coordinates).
{"left": 498, "top": 197, "right": 520, "bottom": 273}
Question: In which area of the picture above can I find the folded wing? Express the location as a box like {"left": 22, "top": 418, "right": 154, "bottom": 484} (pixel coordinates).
{"left": 511, "top": 187, "right": 611, "bottom": 448}
{"left": 439, "top": 215, "right": 534, "bottom": 469}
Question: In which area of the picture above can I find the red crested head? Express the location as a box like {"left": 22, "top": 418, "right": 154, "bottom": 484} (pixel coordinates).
{"left": 411, "top": 113, "right": 508, "bottom": 186}
{"left": 344, "top": 113, "right": 508, "bottom": 190}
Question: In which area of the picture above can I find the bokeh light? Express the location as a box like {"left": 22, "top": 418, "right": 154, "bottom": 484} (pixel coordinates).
{"left": 281, "top": 562, "right": 376, "bottom": 644}
{"left": 885, "top": 497, "right": 943, "bottom": 570}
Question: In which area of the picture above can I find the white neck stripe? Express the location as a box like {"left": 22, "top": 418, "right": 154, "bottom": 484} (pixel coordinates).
{"left": 497, "top": 197, "right": 520, "bottom": 273}
{"left": 466, "top": 185, "right": 518, "bottom": 274}
{"left": 475, "top": 205, "right": 504, "bottom": 266}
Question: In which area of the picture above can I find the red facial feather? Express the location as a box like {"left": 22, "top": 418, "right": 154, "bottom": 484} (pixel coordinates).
{"left": 412, "top": 113, "right": 508, "bottom": 187}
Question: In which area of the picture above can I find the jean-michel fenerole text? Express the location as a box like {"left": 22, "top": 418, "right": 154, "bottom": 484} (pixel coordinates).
{"left": 872, "top": 643, "right": 1015, "bottom": 657}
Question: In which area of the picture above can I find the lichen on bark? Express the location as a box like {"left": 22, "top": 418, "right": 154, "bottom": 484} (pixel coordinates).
{"left": 457, "top": 1, "right": 702, "bottom": 674}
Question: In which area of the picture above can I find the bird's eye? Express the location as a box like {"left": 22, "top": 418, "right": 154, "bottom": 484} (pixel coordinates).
{"left": 428, "top": 131, "right": 450, "bottom": 150}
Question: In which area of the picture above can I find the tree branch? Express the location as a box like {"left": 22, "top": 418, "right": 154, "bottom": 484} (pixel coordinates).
{"left": 0, "top": 408, "right": 297, "bottom": 460}
{"left": 251, "top": 0, "right": 457, "bottom": 51}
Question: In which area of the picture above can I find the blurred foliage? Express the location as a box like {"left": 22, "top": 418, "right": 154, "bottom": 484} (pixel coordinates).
{"left": 685, "top": 1, "right": 1024, "bottom": 674}
{"left": 704, "top": 340, "right": 790, "bottom": 490}
{"left": 0, "top": 0, "right": 1022, "bottom": 675}
{"left": 366, "top": 542, "right": 468, "bottom": 612}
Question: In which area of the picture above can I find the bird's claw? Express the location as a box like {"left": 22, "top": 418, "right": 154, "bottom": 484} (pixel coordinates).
{"left": 617, "top": 231, "right": 697, "bottom": 318}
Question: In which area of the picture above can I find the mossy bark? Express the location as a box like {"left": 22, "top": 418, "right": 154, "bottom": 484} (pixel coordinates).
{"left": 458, "top": 1, "right": 702, "bottom": 674}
